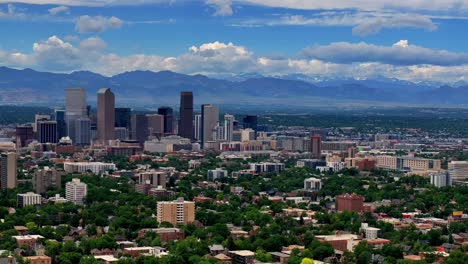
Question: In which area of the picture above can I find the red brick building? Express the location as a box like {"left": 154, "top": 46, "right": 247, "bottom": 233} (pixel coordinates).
{"left": 336, "top": 193, "right": 364, "bottom": 212}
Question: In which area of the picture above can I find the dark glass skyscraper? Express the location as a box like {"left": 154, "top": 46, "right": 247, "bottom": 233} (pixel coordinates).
{"left": 37, "top": 121, "right": 58, "bottom": 143}
{"left": 158, "top": 106, "right": 174, "bottom": 135}
{"left": 179, "top": 91, "right": 193, "bottom": 140}
{"left": 54, "top": 109, "right": 66, "bottom": 140}
{"left": 115, "top": 108, "right": 131, "bottom": 130}
{"left": 243, "top": 115, "right": 258, "bottom": 131}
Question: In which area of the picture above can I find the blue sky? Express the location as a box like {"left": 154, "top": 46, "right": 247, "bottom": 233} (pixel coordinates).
{"left": 0, "top": 0, "right": 468, "bottom": 83}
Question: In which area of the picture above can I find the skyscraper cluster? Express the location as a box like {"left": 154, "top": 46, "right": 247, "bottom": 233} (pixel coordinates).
{"left": 21, "top": 89, "right": 260, "bottom": 153}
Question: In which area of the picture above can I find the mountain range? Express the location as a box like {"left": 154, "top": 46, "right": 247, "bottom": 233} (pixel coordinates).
{"left": 0, "top": 66, "right": 466, "bottom": 108}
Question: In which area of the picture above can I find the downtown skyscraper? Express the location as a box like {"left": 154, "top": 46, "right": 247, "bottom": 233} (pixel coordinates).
{"left": 97, "top": 88, "right": 115, "bottom": 144}
{"left": 179, "top": 91, "right": 193, "bottom": 140}
{"left": 158, "top": 106, "right": 174, "bottom": 136}
{"left": 65, "top": 88, "right": 87, "bottom": 144}
{"left": 201, "top": 104, "right": 219, "bottom": 148}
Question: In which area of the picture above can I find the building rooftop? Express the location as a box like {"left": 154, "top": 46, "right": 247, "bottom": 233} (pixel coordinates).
{"left": 229, "top": 250, "right": 255, "bottom": 257}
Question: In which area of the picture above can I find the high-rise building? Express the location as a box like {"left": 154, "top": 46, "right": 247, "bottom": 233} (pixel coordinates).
{"left": 131, "top": 114, "right": 149, "bottom": 144}
{"left": 224, "top": 114, "right": 234, "bottom": 141}
{"left": 115, "top": 107, "right": 131, "bottom": 127}
{"left": 335, "top": 193, "right": 364, "bottom": 212}
{"left": 243, "top": 115, "right": 258, "bottom": 131}
{"left": 97, "top": 88, "right": 115, "bottom": 144}
{"left": 66, "top": 178, "right": 87, "bottom": 205}
{"left": 201, "top": 104, "right": 219, "bottom": 148}
{"left": 212, "top": 122, "right": 225, "bottom": 141}
{"left": 157, "top": 197, "right": 195, "bottom": 226}
{"left": 55, "top": 109, "right": 66, "bottom": 140}
{"left": 158, "top": 107, "right": 174, "bottom": 136}
{"left": 194, "top": 114, "right": 201, "bottom": 141}
{"left": 37, "top": 121, "right": 58, "bottom": 143}
{"left": 33, "top": 167, "right": 63, "bottom": 194}
{"left": 34, "top": 114, "right": 51, "bottom": 133}
{"left": 448, "top": 161, "right": 468, "bottom": 181}
{"left": 114, "top": 127, "right": 128, "bottom": 140}
{"left": 310, "top": 135, "right": 322, "bottom": 159}
{"left": 0, "top": 152, "right": 17, "bottom": 189}
{"left": 137, "top": 171, "right": 167, "bottom": 187}
{"left": 75, "top": 118, "right": 91, "bottom": 145}
{"left": 15, "top": 126, "right": 34, "bottom": 148}
{"left": 179, "top": 91, "right": 193, "bottom": 140}
{"left": 147, "top": 114, "right": 164, "bottom": 138}
{"left": 65, "top": 88, "right": 87, "bottom": 143}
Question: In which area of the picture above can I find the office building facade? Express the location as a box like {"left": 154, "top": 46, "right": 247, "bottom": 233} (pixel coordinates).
{"left": 310, "top": 135, "right": 322, "bottom": 159}
{"left": 201, "top": 104, "right": 219, "bottom": 148}
{"left": 65, "top": 88, "right": 87, "bottom": 143}
{"left": 66, "top": 178, "right": 88, "bottom": 205}
{"left": 156, "top": 198, "right": 195, "bottom": 226}
{"left": 131, "top": 114, "right": 149, "bottom": 144}
{"left": 158, "top": 107, "right": 174, "bottom": 135}
{"left": 179, "top": 92, "right": 194, "bottom": 140}
{"left": 0, "top": 152, "right": 17, "bottom": 189}
{"left": 97, "top": 88, "right": 115, "bottom": 144}
{"left": 37, "top": 121, "right": 58, "bottom": 143}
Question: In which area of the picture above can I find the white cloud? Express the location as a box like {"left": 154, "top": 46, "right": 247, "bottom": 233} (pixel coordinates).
{"left": 75, "top": 15, "right": 123, "bottom": 33}
{"left": 0, "top": 1, "right": 173, "bottom": 6}
{"left": 352, "top": 14, "right": 436, "bottom": 35}
{"left": 206, "top": 0, "right": 233, "bottom": 16}
{"left": 1, "top": 36, "right": 468, "bottom": 83}
{"left": 48, "top": 5, "right": 70, "bottom": 15}
{"left": 79, "top": 37, "right": 107, "bottom": 51}
{"left": 234, "top": 11, "right": 438, "bottom": 35}
{"left": 237, "top": 0, "right": 468, "bottom": 12}
{"left": 32, "top": 35, "right": 81, "bottom": 70}
{"left": 64, "top": 35, "right": 80, "bottom": 42}
{"left": 301, "top": 40, "right": 468, "bottom": 66}
{"left": 0, "top": 3, "right": 26, "bottom": 19}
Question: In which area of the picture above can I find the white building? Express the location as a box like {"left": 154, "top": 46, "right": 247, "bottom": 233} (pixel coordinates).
{"left": 64, "top": 162, "right": 117, "bottom": 174}
{"left": 17, "top": 192, "right": 42, "bottom": 208}
{"left": 66, "top": 178, "right": 88, "bottom": 205}
{"left": 304, "top": 178, "right": 322, "bottom": 191}
{"left": 194, "top": 114, "right": 202, "bottom": 141}
{"left": 430, "top": 172, "right": 452, "bottom": 188}
{"left": 249, "top": 162, "right": 285, "bottom": 174}
{"left": 224, "top": 114, "right": 235, "bottom": 141}
{"left": 362, "top": 224, "right": 380, "bottom": 240}
{"left": 327, "top": 161, "right": 346, "bottom": 172}
{"left": 207, "top": 168, "right": 228, "bottom": 181}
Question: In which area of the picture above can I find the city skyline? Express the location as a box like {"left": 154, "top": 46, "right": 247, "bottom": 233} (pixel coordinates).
{"left": 0, "top": 1, "right": 467, "bottom": 83}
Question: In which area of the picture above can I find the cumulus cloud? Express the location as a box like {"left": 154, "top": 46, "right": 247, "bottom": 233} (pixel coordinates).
{"left": 1, "top": 36, "right": 468, "bottom": 83}
{"left": 79, "top": 37, "right": 107, "bottom": 51}
{"left": 301, "top": 40, "right": 468, "bottom": 66}
{"left": 32, "top": 35, "right": 81, "bottom": 70}
{"left": 206, "top": 0, "right": 233, "bottom": 16}
{"left": 48, "top": 5, "right": 70, "bottom": 15}
{"left": 75, "top": 15, "right": 123, "bottom": 33}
